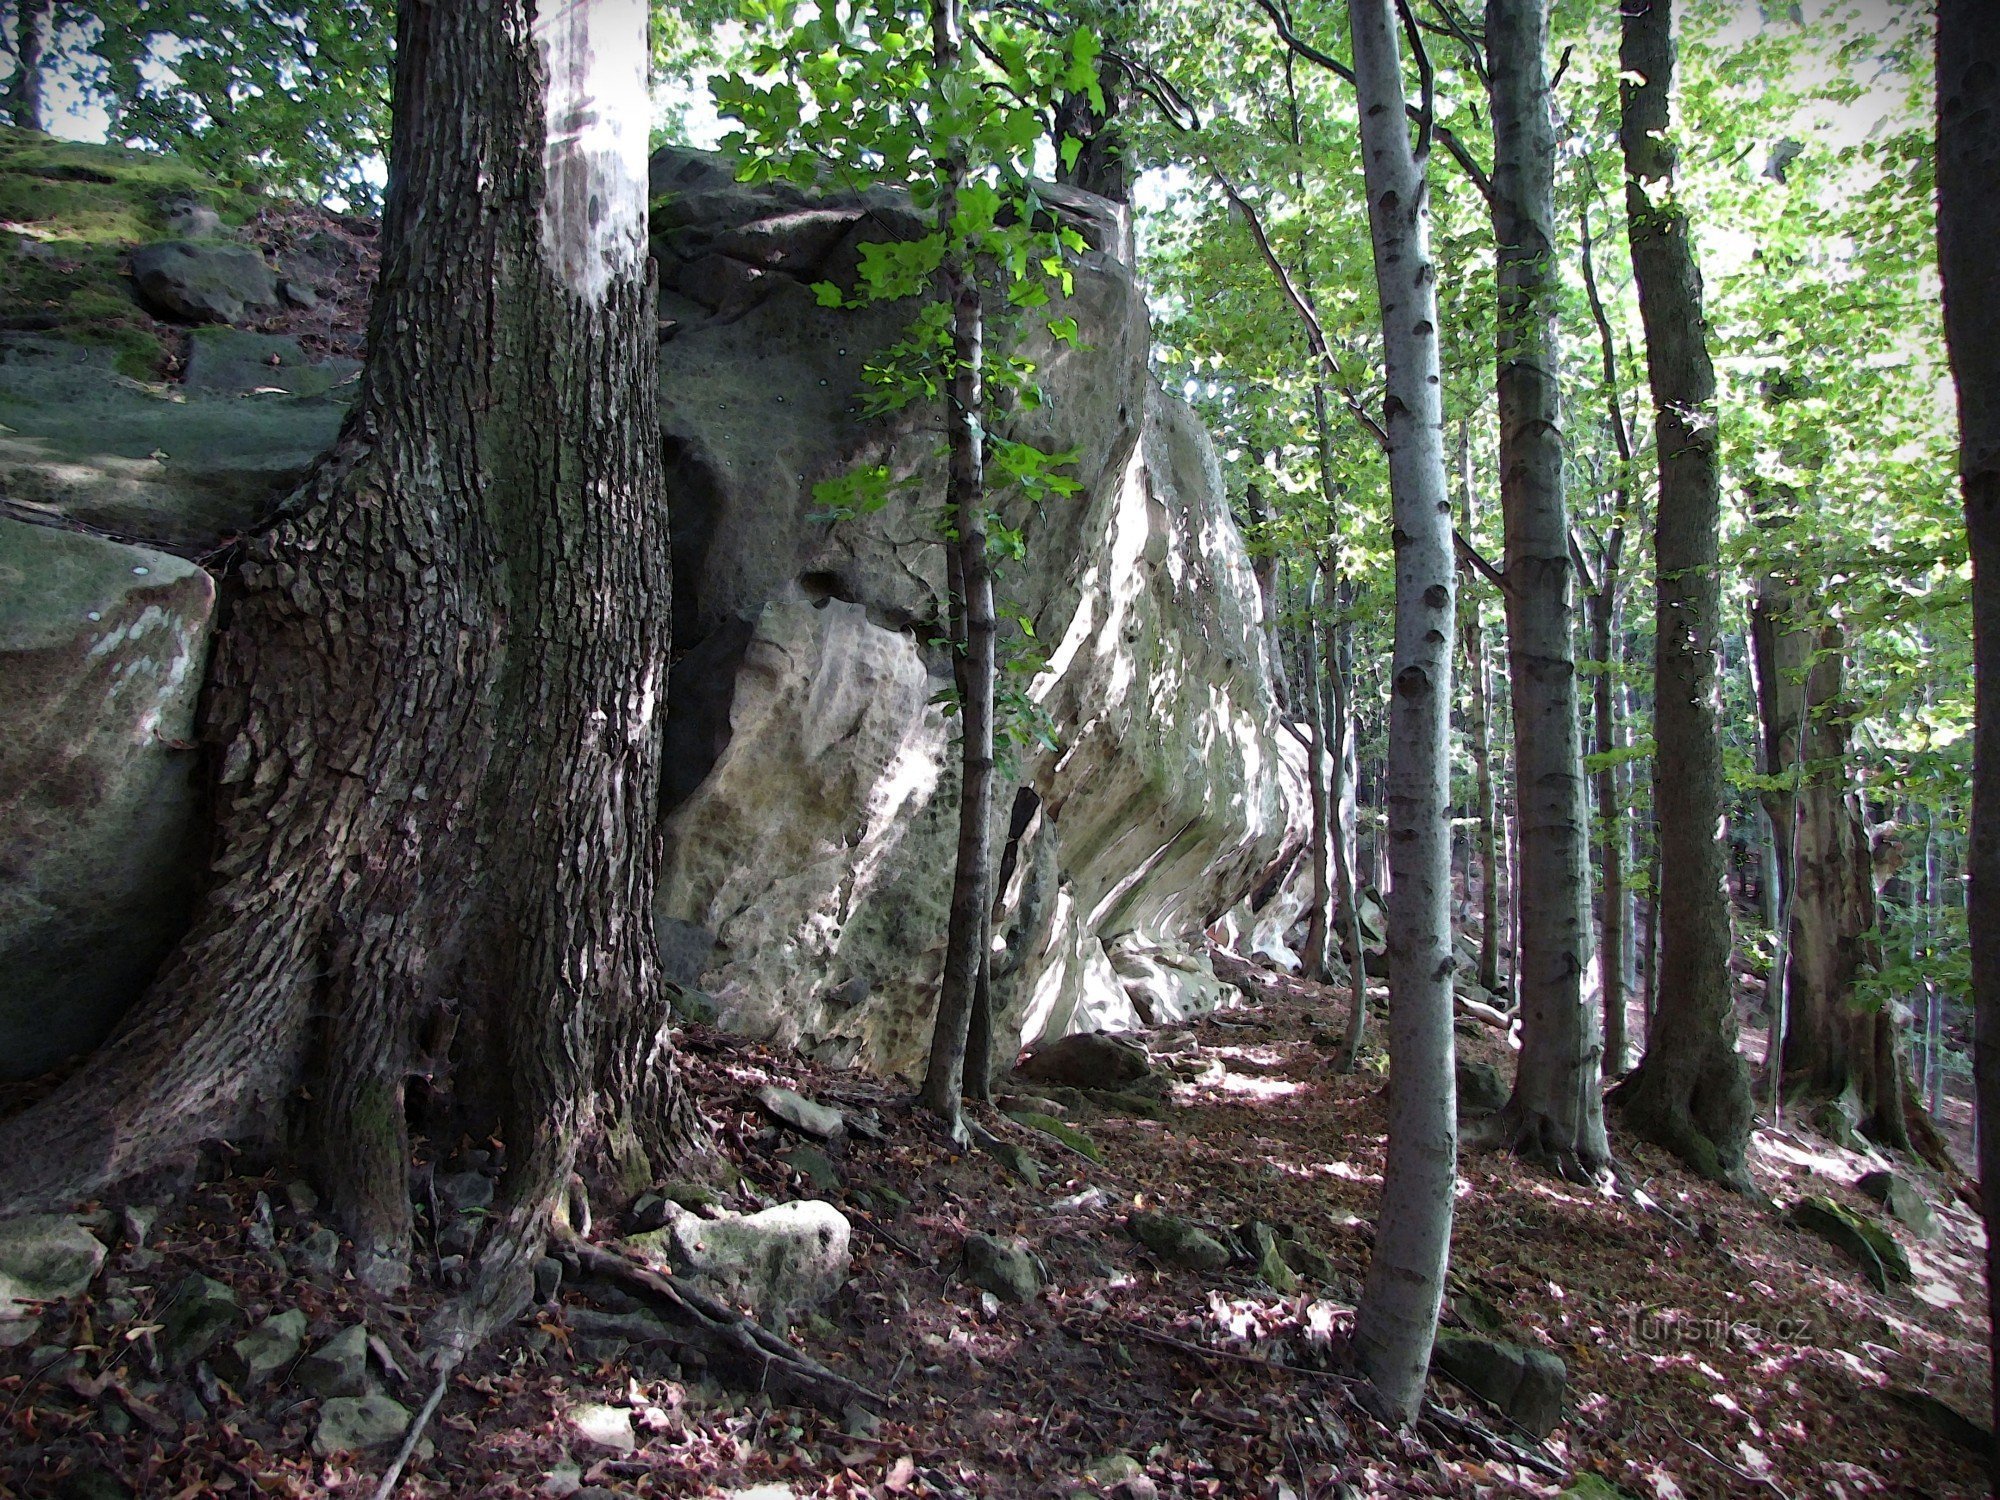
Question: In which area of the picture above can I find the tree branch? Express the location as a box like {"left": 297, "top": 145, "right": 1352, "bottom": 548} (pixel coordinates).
{"left": 1455, "top": 528, "right": 1508, "bottom": 593}
{"left": 1247, "top": 0, "right": 1492, "bottom": 201}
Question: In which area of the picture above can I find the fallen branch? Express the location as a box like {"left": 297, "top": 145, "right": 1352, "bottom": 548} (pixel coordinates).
{"left": 371, "top": 1357, "right": 456, "bottom": 1500}
{"left": 1076, "top": 1315, "right": 1349, "bottom": 1384}
{"left": 555, "top": 1228, "right": 885, "bottom": 1416}
{"left": 1419, "top": 1394, "right": 1567, "bottom": 1480}
{"left": 1673, "top": 1420, "right": 1795, "bottom": 1500}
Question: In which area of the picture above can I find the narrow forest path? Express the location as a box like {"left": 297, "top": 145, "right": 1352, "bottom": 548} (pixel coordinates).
{"left": 1, "top": 959, "right": 1987, "bottom": 1499}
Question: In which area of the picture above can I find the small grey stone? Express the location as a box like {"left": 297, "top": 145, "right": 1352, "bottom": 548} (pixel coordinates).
{"left": 533, "top": 1256, "right": 563, "bottom": 1303}
{"left": 436, "top": 1170, "right": 495, "bottom": 1214}
{"left": 778, "top": 1144, "right": 841, "bottom": 1193}
{"left": 570, "top": 1400, "right": 637, "bottom": 1452}
{"left": 121, "top": 1206, "right": 158, "bottom": 1248}
{"left": 246, "top": 1192, "right": 276, "bottom": 1251}
{"left": 1856, "top": 1170, "right": 1938, "bottom": 1240}
{"left": 314, "top": 1393, "right": 412, "bottom": 1455}
{"left": 963, "top": 1233, "right": 1042, "bottom": 1303}
{"left": 283, "top": 1182, "right": 318, "bottom": 1215}
{"left": 157, "top": 1274, "right": 241, "bottom": 1368}
{"left": 976, "top": 1137, "right": 1041, "bottom": 1188}
{"left": 756, "top": 1085, "right": 846, "bottom": 1141}
{"left": 214, "top": 1308, "right": 306, "bottom": 1387}
{"left": 160, "top": 200, "right": 227, "bottom": 240}
{"left": 278, "top": 279, "right": 318, "bottom": 309}
{"left": 659, "top": 1179, "right": 726, "bottom": 1214}
{"left": 292, "top": 1227, "right": 340, "bottom": 1277}
{"left": 437, "top": 1220, "right": 479, "bottom": 1258}
{"left": 294, "top": 1323, "right": 369, "bottom": 1399}
{"left": 1128, "top": 1212, "right": 1229, "bottom": 1272}
{"left": 0, "top": 1215, "right": 108, "bottom": 1317}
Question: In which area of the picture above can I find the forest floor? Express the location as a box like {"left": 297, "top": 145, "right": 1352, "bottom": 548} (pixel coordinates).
{"left": 1, "top": 958, "right": 1989, "bottom": 1500}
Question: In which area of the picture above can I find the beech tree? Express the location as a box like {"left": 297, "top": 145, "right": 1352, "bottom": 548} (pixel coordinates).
{"left": 1936, "top": 0, "right": 2000, "bottom": 1469}
{"left": 1609, "top": 0, "right": 1753, "bottom": 1187}
{"left": 1483, "top": 0, "right": 1606, "bottom": 1174}
{"left": 0, "top": 0, "right": 698, "bottom": 1350}
{"left": 1344, "top": 0, "right": 1458, "bottom": 1428}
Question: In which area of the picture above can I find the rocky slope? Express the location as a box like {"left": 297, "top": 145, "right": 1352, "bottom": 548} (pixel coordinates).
{"left": 0, "top": 137, "right": 1307, "bottom": 1081}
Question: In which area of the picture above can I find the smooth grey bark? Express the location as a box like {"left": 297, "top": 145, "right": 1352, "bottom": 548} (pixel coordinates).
{"left": 1610, "top": 0, "right": 1754, "bottom": 1188}
{"left": 1299, "top": 556, "right": 1336, "bottom": 983}
{"left": 0, "top": 0, "right": 700, "bottom": 1339}
{"left": 918, "top": 0, "right": 997, "bottom": 1138}
{"left": 1484, "top": 0, "right": 1605, "bottom": 1172}
{"left": 1936, "top": 11, "right": 2000, "bottom": 1463}
{"left": 1579, "top": 201, "right": 1635, "bottom": 1076}
{"left": 1458, "top": 424, "right": 1503, "bottom": 996}
{"left": 8, "top": 0, "right": 50, "bottom": 132}
{"left": 1346, "top": 0, "right": 1458, "bottom": 1429}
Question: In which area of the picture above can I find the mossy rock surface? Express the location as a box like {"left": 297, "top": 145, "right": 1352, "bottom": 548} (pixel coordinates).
{"left": 1003, "top": 1110, "right": 1104, "bottom": 1163}
{"left": 1790, "top": 1194, "right": 1912, "bottom": 1291}
{"left": 0, "top": 130, "right": 261, "bottom": 378}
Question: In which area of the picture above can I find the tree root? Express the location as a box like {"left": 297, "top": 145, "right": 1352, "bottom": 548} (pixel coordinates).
{"left": 554, "top": 1228, "right": 885, "bottom": 1416}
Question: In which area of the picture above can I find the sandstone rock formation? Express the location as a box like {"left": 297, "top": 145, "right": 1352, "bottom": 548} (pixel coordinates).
{"left": 0, "top": 143, "right": 1307, "bottom": 1082}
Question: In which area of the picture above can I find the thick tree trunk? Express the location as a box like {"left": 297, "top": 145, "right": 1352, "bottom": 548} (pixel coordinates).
{"left": 1610, "top": 0, "right": 1754, "bottom": 1188}
{"left": 918, "top": 0, "right": 996, "bottom": 1138}
{"left": 1935, "top": 3, "right": 2000, "bottom": 1472}
{"left": 1459, "top": 428, "right": 1503, "bottom": 997}
{"left": 1486, "top": 0, "right": 1606, "bottom": 1174}
{"left": 1053, "top": 62, "right": 1129, "bottom": 205}
{"left": 1750, "top": 585, "right": 1907, "bottom": 1145}
{"left": 8, "top": 0, "right": 50, "bottom": 132}
{"left": 1345, "top": 0, "right": 1458, "bottom": 1429}
{"left": 1300, "top": 558, "right": 1335, "bottom": 984}
{"left": 0, "top": 0, "right": 700, "bottom": 1328}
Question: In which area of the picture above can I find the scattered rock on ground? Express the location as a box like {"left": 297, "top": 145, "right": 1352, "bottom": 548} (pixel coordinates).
{"left": 963, "top": 1233, "right": 1043, "bottom": 1304}
{"left": 1790, "top": 1194, "right": 1912, "bottom": 1291}
{"left": 627, "top": 1200, "right": 850, "bottom": 1327}
{"left": 1856, "top": 1169, "right": 1938, "bottom": 1240}
{"left": 755, "top": 1085, "right": 846, "bottom": 1141}
{"left": 1456, "top": 1057, "right": 1509, "bottom": 1114}
{"left": 1430, "top": 1331, "right": 1567, "bottom": 1440}
{"left": 294, "top": 1323, "right": 370, "bottom": 1399}
{"left": 1004, "top": 1111, "right": 1104, "bottom": 1163}
{"left": 291, "top": 1227, "right": 340, "bottom": 1277}
{"left": 1016, "top": 1031, "right": 1154, "bottom": 1091}
{"left": 213, "top": 1308, "right": 306, "bottom": 1387}
{"left": 1128, "top": 1212, "right": 1230, "bottom": 1272}
{"left": 976, "top": 1135, "right": 1043, "bottom": 1188}
{"left": 0, "top": 1216, "right": 106, "bottom": 1327}
{"left": 157, "top": 1273, "right": 241, "bottom": 1367}
{"left": 1237, "top": 1222, "right": 1298, "bottom": 1293}
{"left": 778, "top": 1143, "right": 841, "bottom": 1192}
{"left": 313, "top": 1393, "right": 413, "bottom": 1455}
{"left": 570, "top": 1401, "right": 638, "bottom": 1453}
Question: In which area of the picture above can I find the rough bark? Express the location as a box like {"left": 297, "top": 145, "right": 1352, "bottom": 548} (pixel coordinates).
{"left": 0, "top": 0, "right": 701, "bottom": 1331}
{"left": 1750, "top": 582, "right": 1907, "bottom": 1147}
{"left": 1053, "top": 60, "right": 1129, "bottom": 205}
{"left": 1935, "top": 1, "right": 2000, "bottom": 1472}
{"left": 1610, "top": 0, "right": 1754, "bottom": 1188}
{"left": 918, "top": 0, "right": 996, "bottom": 1139}
{"left": 1346, "top": 0, "right": 1458, "bottom": 1428}
{"left": 1485, "top": 0, "right": 1606, "bottom": 1173}
{"left": 8, "top": 0, "right": 50, "bottom": 132}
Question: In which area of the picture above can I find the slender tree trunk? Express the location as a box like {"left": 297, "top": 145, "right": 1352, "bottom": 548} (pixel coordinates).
{"left": 1345, "top": 0, "right": 1458, "bottom": 1428}
{"left": 0, "top": 0, "right": 701, "bottom": 1335}
{"left": 1486, "top": 0, "right": 1606, "bottom": 1173}
{"left": 1459, "top": 426, "right": 1503, "bottom": 996}
{"left": 1300, "top": 558, "right": 1335, "bottom": 983}
{"left": 8, "top": 0, "right": 50, "bottom": 132}
{"left": 1610, "top": 0, "right": 1754, "bottom": 1188}
{"left": 918, "top": 0, "right": 996, "bottom": 1139}
{"left": 1936, "top": 4, "right": 2000, "bottom": 1471}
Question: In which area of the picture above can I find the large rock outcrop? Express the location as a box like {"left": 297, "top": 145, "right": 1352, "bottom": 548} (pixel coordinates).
{"left": 645, "top": 148, "right": 1305, "bottom": 1074}
{"left": 0, "top": 144, "right": 1306, "bottom": 1080}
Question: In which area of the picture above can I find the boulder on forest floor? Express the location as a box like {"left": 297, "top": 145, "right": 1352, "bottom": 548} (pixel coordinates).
{"left": 1855, "top": 1170, "right": 1938, "bottom": 1241}
{"left": 129, "top": 240, "right": 278, "bottom": 324}
{"left": 1127, "top": 1211, "right": 1230, "bottom": 1272}
{"left": 1430, "top": 1331, "right": 1567, "bottom": 1440}
{"left": 625, "top": 1199, "right": 850, "bottom": 1328}
{"left": 963, "top": 1233, "right": 1042, "bottom": 1303}
{"left": 1015, "top": 1031, "right": 1156, "bottom": 1091}
{"left": 1456, "top": 1057, "right": 1510, "bottom": 1114}
{"left": 1789, "top": 1194, "right": 1912, "bottom": 1292}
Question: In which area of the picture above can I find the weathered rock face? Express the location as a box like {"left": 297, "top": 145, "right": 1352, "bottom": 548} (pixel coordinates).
{"left": 0, "top": 145, "right": 1305, "bottom": 1082}
{"left": 648, "top": 148, "right": 1306, "bottom": 1075}
{"left": 0, "top": 518, "right": 215, "bottom": 1078}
